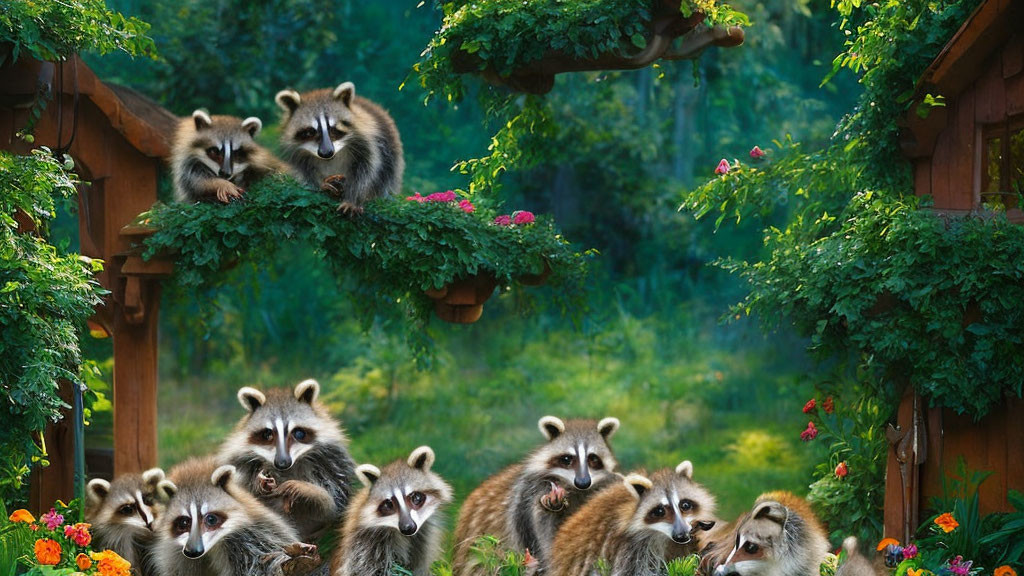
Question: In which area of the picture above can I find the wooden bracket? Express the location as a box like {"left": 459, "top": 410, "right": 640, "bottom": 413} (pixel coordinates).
{"left": 887, "top": 390, "right": 928, "bottom": 542}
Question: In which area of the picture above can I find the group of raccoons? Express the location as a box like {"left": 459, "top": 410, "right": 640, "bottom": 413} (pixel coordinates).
{"left": 170, "top": 81, "right": 403, "bottom": 214}
{"left": 84, "top": 379, "right": 885, "bottom": 576}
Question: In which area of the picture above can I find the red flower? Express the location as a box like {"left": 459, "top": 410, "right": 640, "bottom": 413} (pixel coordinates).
{"left": 800, "top": 421, "right": 818, "bottom": 441}
{"left": 459, "top": 199, "right": 475, "bottom": 213}
{"left": 715, "top": 159, "right": 731, "bottom": 174}
{"left": 835, "top": 461, "right": 848, "bottom": 478}
{"left": 494, "top": 215, "right": 512, "bottom": 226}
{"left": 64, "top": 522, "right": 92, "bottom": 547}
{"left": 823, "top": 396, "right": 834, "bottom": 414}
{"left": 425, "top": 190, "right": 457, "bottom": 203}
{"left": 749, "top": 146, "right": 766, "bottom": 159}
{"left": 512, "top": 211, "right": 535, "bottom": 225}
{"left": 803, "top": 399, "right": 817, "bottom": 413}
{"left": 405, "top": 192, "right": 426, "bottom": 203}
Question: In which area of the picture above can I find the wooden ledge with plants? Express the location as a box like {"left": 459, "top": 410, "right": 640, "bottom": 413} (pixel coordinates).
{"left": 133, "top": 178, "right": 589, "bottom": 327}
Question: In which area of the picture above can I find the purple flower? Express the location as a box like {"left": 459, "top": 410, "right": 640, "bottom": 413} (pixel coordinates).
{"left": 902, "top": 544, "right": 918, "bottom": 559}
{"left": 947, "top": 555, "right": 973, "bottom": 576}
{"left": 40, "top": 508, "right": 64, "bottom": 530}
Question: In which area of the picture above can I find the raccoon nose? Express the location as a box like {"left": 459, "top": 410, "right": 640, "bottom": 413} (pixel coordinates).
{"left": 218, "top": 168, "right": 232, "bottom": 178}
{"left": 399, "top": 520, "right": 418, "bottom": 536}
{"left": 183, "top": 543, "right": 204, "bottom": 558}
{"left": 274, "top": 456, "right": 292, "bottom": 470}
{"left": 317, "top": 148, "right": 334, "bottom": 159}
{"left": 573, "top": 476, "right": 592, "bottom": 490}
{"left": 671, "top": 531, "right": 692, "bottom": 545}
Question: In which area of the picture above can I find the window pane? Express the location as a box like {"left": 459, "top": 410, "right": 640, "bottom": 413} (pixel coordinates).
{"left": 985, "top": 136, "right": 1003, "bottom": 194}
{"left": 1010, "top": 127, "right": 1024, "bottom": 194}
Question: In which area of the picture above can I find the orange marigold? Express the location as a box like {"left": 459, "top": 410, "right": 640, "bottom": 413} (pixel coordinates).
{"left": 76, "top": 552, "right": 92, "bottom": 570}
{"left": 8, "top": 509, "right": 35, "bottom": 523}
{"left": 995, "top": 566, "right": 1017, "bottom": 576}
{"left": 876, "top": 537, "right": 900, "bottom": 551}
{"left": 935, "top": 512, "right": 959, "bottom": 533}
{"left": 34, "top": 538, "right": 62, "bottom": 565}
{"left": 91, "top": 549, "right": 132, "bottom": 576}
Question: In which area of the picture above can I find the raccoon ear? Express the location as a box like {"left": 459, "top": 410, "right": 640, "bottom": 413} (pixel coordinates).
{"left": 675, "top": 460, "right": 693, "bottom": 479}
{"left": 275, "top": 90, "right": 301, "bottom": 115}
{"left": 408, "top": 446, "right": 435, "bottom": 472}
{"left": 623, "top": 474, "right": 652, "bottom": 499}
{"left": 355, "top": 464, "right": 381, "bottom": 486}
{"left": 538, "top": 416, "right": 566, "bottom": 441}
{"left": 597, "top": 417, "right": 620, "bottom": 439}
{"left": 237, "top": 387, "right": 266, "bottom": 412}
{"left": 211, "top": 465, "right": 236, "bottom": 490}
{"left": 332, "top": 82, "right": 355, "bottom": 107}
{"left": 753, "top": 500, "right": 788, "bottom": 526}
{"left": 141, "top": 467, "right": 166, "bottom": 486}
{"left": 156, "top": 479, "right": 178, "bottom": 502}
{"left": 192, "top": 109, "right": 213, "bottom": 131}
{"left": 86, "top": 478, "right": 110, "bottom": 503}
{"left": 294, "top": 379, "right": 320, "bottom": 404}
{"left": 241, "top": 117, "right": 262, "bottom": 137}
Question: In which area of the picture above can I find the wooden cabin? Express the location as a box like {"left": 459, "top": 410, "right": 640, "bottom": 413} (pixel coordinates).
{"left": 0, "top": 55, "right": 176, "bottom": 509}
{"left": 887, "top": 0, "right": 1024, "bottom": 542}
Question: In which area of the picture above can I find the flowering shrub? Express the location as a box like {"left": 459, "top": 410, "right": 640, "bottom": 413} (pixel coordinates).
{"left": 2, "top": 502, "right": 132, "bottom": 576}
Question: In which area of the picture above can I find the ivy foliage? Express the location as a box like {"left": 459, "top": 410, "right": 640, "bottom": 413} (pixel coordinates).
{"left": 682, "top": 0, "right": 1021, "bottom": 419}
{"left": 0, "top": 150, "right": 106, "bottom": 505}
{"left": 412, "top": 0, "right": 748, "bottom": 104}
{"left": 139, "top": 177, "right": 589, "bottom": 339}
{"left": 0, "top": 0, "right": 157, "bottom": 65}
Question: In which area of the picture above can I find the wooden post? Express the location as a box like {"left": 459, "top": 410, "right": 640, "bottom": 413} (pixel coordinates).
{"left": 884, "top": 387, "right": 926, "bottom": 542}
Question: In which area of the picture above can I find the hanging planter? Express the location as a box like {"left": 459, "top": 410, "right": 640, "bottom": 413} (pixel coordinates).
{"left": 425, "top": 273, "right": 499, "bottom": 324}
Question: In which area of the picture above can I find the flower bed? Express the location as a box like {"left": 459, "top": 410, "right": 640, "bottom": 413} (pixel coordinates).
{"left": 3, "top": 504, "right": 131, "bottom": 575}
{"left": 136, "top": 176, "right": 589, "bottom": 330}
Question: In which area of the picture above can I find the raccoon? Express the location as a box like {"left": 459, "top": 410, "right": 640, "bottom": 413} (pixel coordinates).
{"left": 85, "top": 468, "right": 175, "bottom": 575}
{"left": 331, "top": 446, "right": 454, "bottom": 576}
{"left": 452, "top": 416, "right": 621, "bottom": 576}
{"left": 549, "top": 461, "right": 718, "bottom": 576}
{"left": 835, "top": 537, "right": 884, "bottom": 576}
{"left": 275, "top": 82, "right": 404, "bottom": 214}
{"left": 217, "top": 378, "right": 356, "bottom": 543}
{"left": 704, "top": 491, "right": 829, "bottom": 576}
{"left": 152, "top": 457, "right": 305, "bottom": 576}
{"left": 171, "top": 109, "right": 288, "bottom": 204}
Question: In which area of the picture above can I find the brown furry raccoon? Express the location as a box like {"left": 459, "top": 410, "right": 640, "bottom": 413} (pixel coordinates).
{"left": 331, "top": 446, "right": 453, "bottom": 576}
{"left": 452, "top": 416, "right": 621, "bottom": 576}
{"left": 216, "top": 378, "right": 356, "bottom": 543}
{"left": 550, "top": 461, "right": 718, "bottom": 576}
{"left": 703, "top": 491, "right": 829, "bottom": 576}
{"left": 171, "top": 110, "right": 287, "bottom": 204}
{"left": 85, "top": 468, "right": 174, "bottom": 575}
{"left": 275, "top": 82, "right": 404, "bottom": 214}
{"left": 152, "top": 457, "right": 305, "bottom": 576}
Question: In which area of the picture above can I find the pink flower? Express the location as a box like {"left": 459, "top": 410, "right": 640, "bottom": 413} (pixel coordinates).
{"left": 512, "top": 211, "right": 535, "bottom": 225}
{"left": 405, "top": 193, "right": 426, "bottom": 203}
{"left": 947, "top": 555, "right": 972, "bottom": 576}
{"left": 459, "top": 199, "right": 475, "bottom": 213}
{"left": 902, "top": 544, "right": 917, "bottom": 559}
{"left": 749, "top": 145, "right": 766, "bottom": 159}
{"left": 835, "top": 462, "right": 848, "bottom": 478}
{"left": 800, "top": 421, "right": 818, "bottom": 442}
{"left": 425, "top": 190, "right": 457, "bottom": 203}
{"left": 803, "top": 399, "right": 817, "bottom": 413}
{"left": 494, "top": 215, "right": 512, "bottom": 226}
{"left": 64, "top": 523, "right": 92, "bottom": 547}
{"left": 715, "top": 159, "right": 731, "bottom": 174}
{"left": 40, "top": 508, "right": 64, "bottom": 530}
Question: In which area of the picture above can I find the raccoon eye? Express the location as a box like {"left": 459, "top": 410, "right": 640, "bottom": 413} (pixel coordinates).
{"left": 233, "top": 148, "right": 249, "bottom": 161}
{"left": 378, "top": 499, "right": 395, "bottom": 516}
{"left": 648, "top": 505, "right": 666, "bottom": 519}
{"left": 408, "top": 492, "right": 426, "bottom": 509}
{"left": 679, "top": 499, "right": 695, "bottom": 512}
{"left": 204, "top": 513, "right": 222, "bottom": 527}
{"left": 173, "top": 516, "right": 191, "bottom": 534}
{"left": 557, "top": 454, "right": 574, "bottom": 467}
{"left": 328, "top": 126, "right": 346, "bottom": 139}
{"left": 292, "top": 429, "right": 307, "bottom": 441}
{"left": 587, "top": 454, "right": 603, "bottom": 469}
{"left": 296, "top": 128, "right": 317, "bottom": 140}
{"left": 260, "top": 429, "right": 274, "bottom": 441}
{"left": 206, "top": 146, "right": 222, "bottom": 160}
{"left": 742, "top": 542, "right": 760, "bottom": 554}
{"left": 118, "top": 504, "right": 136, "bottom": 516}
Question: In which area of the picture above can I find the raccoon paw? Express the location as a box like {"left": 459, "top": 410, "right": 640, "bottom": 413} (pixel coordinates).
{"left": 283, "top": 542, "right": 319, "bottom": 558}
{"left": 336, "top": 201, "right": 364, "bottom": 216}
{"left": 273, "top": 479, "right": 310, "bottom": 513}
{"left": 214, "top": 181, "right": 244, "bottom": 204}
{"left": 281, "top": 554, "right": 322, "bottom": 576}
{"left": 539, "top": 481, "right": 568, "bottom": 512}
{"left": 257, "top": 471, "right": 278, "bottom": 494}
{"left": 321, "top": 174, "right": 346, "bottom": 198}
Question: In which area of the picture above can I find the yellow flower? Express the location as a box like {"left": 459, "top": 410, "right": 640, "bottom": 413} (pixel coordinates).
{"left": 34, "top": 538, "right": 62, "bottom": 565}
{"left": 8, "top": 509, "right": 35, "bottom": 523}
{"left": 908, "top": 569, "right": 922, "bottom": 576}
{"left": 76, "top": 552, "right": 92, "bottom": 570}
{"left": 91, "top": 549, "right": 132, "bottom": 576}
{"left": 994, "top": 567, "right": 1017, "bottom": 576}
{"left": 876, "top": 537, "right": 900, "bottom": 551}
{"left": 935, "top": 512, "right": 959, "bottom": 533}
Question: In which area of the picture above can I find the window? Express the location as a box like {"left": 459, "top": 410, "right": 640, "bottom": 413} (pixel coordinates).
{"left": 981, "top": 117, "right": 1024, "bottom": 210}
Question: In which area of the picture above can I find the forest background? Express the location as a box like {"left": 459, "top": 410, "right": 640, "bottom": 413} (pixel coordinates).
{"left": 64, "top": 0, "right": 863, "bottom": 523}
